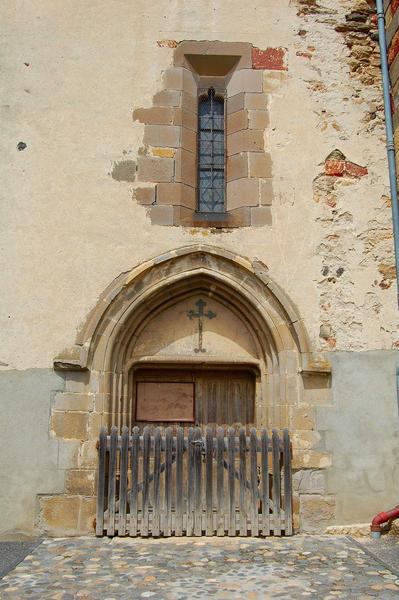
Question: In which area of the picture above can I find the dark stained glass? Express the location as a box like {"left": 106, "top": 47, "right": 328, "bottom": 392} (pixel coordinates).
{"left": 198, "top": 88, "right": 225, "bottom": 213}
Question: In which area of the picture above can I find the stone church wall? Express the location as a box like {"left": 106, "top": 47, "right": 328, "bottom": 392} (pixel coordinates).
{"left": 1, "top": 0, "right": 398, "bottom": 537}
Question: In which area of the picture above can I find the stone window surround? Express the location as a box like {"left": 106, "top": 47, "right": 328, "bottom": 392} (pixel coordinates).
{"left": 133, "top": 41, "right": 273, "bottom": 227}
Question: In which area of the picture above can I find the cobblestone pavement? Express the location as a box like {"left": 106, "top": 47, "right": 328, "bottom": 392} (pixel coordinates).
{"left": 1, "top": 535, "right": 399, "bottom": 599}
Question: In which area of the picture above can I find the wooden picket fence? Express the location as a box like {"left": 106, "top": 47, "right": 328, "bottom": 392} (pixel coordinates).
{"left": 96, "top": 426, "right": 293, "bottom": 537}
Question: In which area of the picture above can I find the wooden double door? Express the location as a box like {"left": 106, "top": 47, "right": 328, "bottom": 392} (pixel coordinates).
{"left": 133, "top": 368, "right": 256, "bottom": 431}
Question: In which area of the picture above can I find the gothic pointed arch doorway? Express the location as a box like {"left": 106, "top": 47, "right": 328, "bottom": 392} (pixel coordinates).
{"left": 64, "top": 245, "right": 313, "bottom": 433}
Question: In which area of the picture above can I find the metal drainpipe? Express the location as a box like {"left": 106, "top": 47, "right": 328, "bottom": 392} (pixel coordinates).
{"left": 376, "top": 0, "right": 399, "bottom": 409}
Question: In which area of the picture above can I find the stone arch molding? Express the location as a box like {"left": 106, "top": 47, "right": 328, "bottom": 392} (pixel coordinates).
{"left": 54, "top": 245, "right": 330, "bottom": 430}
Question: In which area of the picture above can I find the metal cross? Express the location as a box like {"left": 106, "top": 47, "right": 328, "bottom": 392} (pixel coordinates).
{"left": 186, "top": 298, "right": 216, "bottom": 353}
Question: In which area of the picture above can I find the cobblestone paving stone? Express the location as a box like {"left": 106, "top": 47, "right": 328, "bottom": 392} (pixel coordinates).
{"left": 1, "top": 535, "right": 399, "bottom": 599}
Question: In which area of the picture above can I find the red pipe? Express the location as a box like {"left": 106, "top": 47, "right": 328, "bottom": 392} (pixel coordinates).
{"left": 370, "top": 505, "right": 399, "bottom": 538}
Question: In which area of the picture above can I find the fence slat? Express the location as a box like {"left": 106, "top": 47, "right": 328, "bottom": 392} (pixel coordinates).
{"left": 152, "top": 427, "right": 161, "bottom": 537}
{"left": 141, "top": 426, "right": 150, "bottom": 537}
{"left": 164, "top": 427, "right": 173, "bottom": 537}
{"left": 283, "top": 428, "right": 293, "bottom": 536}
{"left": 272, "top": 429, "right": 281, "bottom": 536}
{"left": 250, "top": 428, "right": 259, "bottom": 536}
{"left": 216, "top": 427, "right": 225, "bottom": 536}
{"left": 118, "top": 426, "right": 129, "bottom": 536}
{"left": 194, "top": 427, "right": 202, "bottom": 536}
{"left": 107, "top": 426, "right": 118, "bottom": 536}
{"left": 175, "top": 427, "right": 184, "bottom": 536}
{"left": 205, "top": 427, "right": 214, "bottom": 536}
{"left": 239, "top": 427, "right": 247, "bottom": 536}
{"left": 228, "top": 427, "right": 236, "bottom": 536}
{"left": 95, "top": 426, "right": 107, "bottom": 536}
{"left": 187, "top": 427, "right": 195, "bottom": 536}
{"left": 129, "top": 426, "right": 139, "bottom": 536}
{"left": 261, "top": 428, "right": 270, "bottom": 536}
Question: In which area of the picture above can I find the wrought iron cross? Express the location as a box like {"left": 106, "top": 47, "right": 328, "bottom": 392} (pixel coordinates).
{"left": 186, "top": 298, "right": 216, "bottom": 353}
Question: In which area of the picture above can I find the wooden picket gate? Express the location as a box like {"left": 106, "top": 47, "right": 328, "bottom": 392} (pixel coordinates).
{"left": 96, "top": 426, "right": 293, "bottom": 537}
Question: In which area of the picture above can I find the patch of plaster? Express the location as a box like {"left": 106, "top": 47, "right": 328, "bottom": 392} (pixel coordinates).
{"left": 110, "top": 160, "right": 136, "bottom": 182}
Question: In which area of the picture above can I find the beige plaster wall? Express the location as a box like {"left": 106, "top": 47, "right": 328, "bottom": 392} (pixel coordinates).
{"left": 1, "top": 0, "right": 397, "bottom": 373}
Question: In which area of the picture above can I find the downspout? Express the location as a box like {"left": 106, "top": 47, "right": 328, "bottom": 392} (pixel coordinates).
{"left": 376, "top": 0, "right": 399, "bottom": 311}
{"left": 370, "top": 1, "right": 399, "bottom": 539}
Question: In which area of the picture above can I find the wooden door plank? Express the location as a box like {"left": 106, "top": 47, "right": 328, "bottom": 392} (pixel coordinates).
{"left": 175, "top": 427, "right": 184, "bottom": 536}
{"left": 164, "top": 427, "right": 173, "bottom": 536}
{"left": 95, "top": 426, "right": 107, "bottom": 536}
{"left": 194, "top": 427, "right": 202, "bottom": 536}
{"left": 216, "top": 427, "right": 225, "bottom": 536}
{"left": 239, "top": 427, "right": 247, "bottom": 536}
{"left": 118, "top": 426, "right": 129, "bottom": 536}
{"left": 129, "top": 426, "right": 140, "bottom": 536}
{"left": 205, "top": 427, "right": 214, "bottom": 536}
{"left": 107, "top": 426, "right": 118, "bottom": 536}
{"left": 261, "top": 428, "right": 270, "bottom": 536}
{"left": 187, "top": 427, "right": 194, "bottom": 536}
{"left": 228, "top": 427, "right": 236, "bottom": 536}
{"left": 141, "top": 426, "right": 150, "bottom": 537}
{"left": 272, "top": 429, "right": 281, "bottom": 537}
{"left": 152, "top": 427, "right": 161, "bottom": 537}
{"left": 283, "top": 428, "right": 293, "bottom": 536}
{"left": 250, "top": 428, "right": 259, "bottom": 536}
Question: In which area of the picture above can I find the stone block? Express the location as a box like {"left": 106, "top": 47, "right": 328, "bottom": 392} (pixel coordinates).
{"left": 57, "top": 440, "right": 80, "bottom": 469}
{"left": 245, "top": 93, "right": 268, "bottom": 110}
{"left": 260, "top": 178, "right": 273, "bottom": 205}
{"left": 227, "top": 130, "right": 264, "bottom": 155}
{"left": 173, "top": 108, "right": 197, "bottom": 131}
{"left": 300, "top": 495, "right": 336, "bottom": 533}
{"left": 292, "top": 470, "right": 326, "bottom": 494}
{"left": 79, "top": 441, "right": 99, "bottom": 469}
{"left": 134, "top": 187, "right": 155, "bottom": 205}
{"left": 65, "top": 469, "right": 96, "bottom": 496}
{"left": 251, "top": 206, "right": 272, "bottom": 226}
{"left": 252, "top": 47, "right": 287, "bottom": 71}
{"left": 226, "top": 153, "right": 248, "bottom": 182}
{"left": 174, "top": 41, "right": 252, "bottom": 70}
{"left": 157, "top": 183, "right": 196, "bottom": 210}
{"left": 227, "top": 93, "right": 245, "bottom": 115}
{"left": 181, "top": 91, "right": 197, "bottom": 114}
{"left": 248, "top": 110, "right": 269, "bottom": 130}
{"left": 79, "top": 497, "right": 96, "bottom": 534}
{"left": 292, "top": 451, "right": 331, "bottom": 470}
{"left": 173, "top": 205, "right": 195, "bottom": 225}
{"left": 143, "top": 125, "right": 180, "bottom": 148}
{"left": 291, "top": 430, "right": 322, "bottom": 450}
{"left": 152, "top": 147, "right": 175, "bottom": 158}
{"left": 39, "top": 495, "right": 80, "bottom": 535}
{"left": 248, "top": 153, "right": 272, "bottom": 177}
{"left": 163, "top": 67, "right": 197, "bottom": 97}
{"left": 152, "top": 89, "right": 181, "bottom": 107}
{"left": 175, "top": 148, "right": 196, "bottom": 187}
{"left": 54, "top": 392, "right": 93, "bottom": 412}
{"left": 227, "top": 69, "right": 263, "bottom": 97}
{"left": 133, "top": 106, "right": 174, "bottom": 124}
{"left": 64, "top": 371, "right": 89, "bottom": 393}
{"left": 181, "top": 126, "right": 197, "bottom": 153}
{"left": 149, "top": 205, "right": 174, "bottom": 226}
{"left": 88, "top": 412, "right": 102, "bottom": 440}
{"left": 52, "top": 412, "right": 88, "bottom": 440}
{"left": 290, "top": 405, "right": 316, "bottom": 430}
{"left": 137, "top": 157, "right": 174, "bottom": 182}
{"left": 227, "top": 110, "right": 248, "bottom": 134}
{"left": 226, "top": 178, "right": 259, "bottom": 210}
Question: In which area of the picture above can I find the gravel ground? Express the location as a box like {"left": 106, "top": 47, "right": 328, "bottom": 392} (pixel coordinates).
{"left": 1, "top": 535, "right": 399, "bottom": 599}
